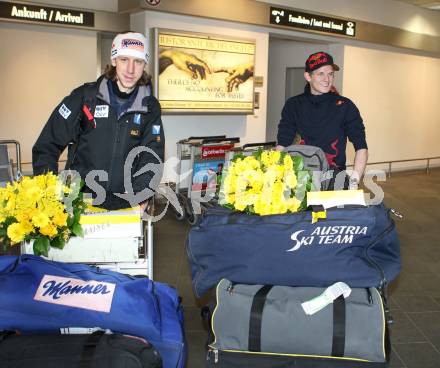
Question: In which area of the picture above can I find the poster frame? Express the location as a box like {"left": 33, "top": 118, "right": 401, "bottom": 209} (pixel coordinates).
{"left": 153, "top": 28, "right": 256, "bottom": 115}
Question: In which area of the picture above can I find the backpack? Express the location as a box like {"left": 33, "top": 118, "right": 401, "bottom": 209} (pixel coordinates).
{"left": 284, "top": 144, "right": 330, "bottom": 190}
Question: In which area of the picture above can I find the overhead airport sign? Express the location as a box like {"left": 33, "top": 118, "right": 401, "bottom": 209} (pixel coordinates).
{"left": 270, "top": 6, "right": 356, "bottom": 37}
{"left": 0, "top": 1, "right": 94, "bottom": 27}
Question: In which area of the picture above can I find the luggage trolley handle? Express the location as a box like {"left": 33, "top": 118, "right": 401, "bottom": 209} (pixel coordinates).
{"left": 0, "top": 139, "right": 22, "bottom": 180}
{"left": 188, "top": 135, "right": 226, "bottom": 141}
{"left": 179, "top": 135, "right": 227, "bottom": 145}
{"left": 201, "top": 137, "right": 240, "bottom": 144}
{"left": 242, "top": 141, "right": 277, "bottom": 150}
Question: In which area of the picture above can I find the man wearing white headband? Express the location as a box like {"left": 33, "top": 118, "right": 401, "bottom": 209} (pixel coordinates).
{"left": 33, "top": 32, "right": 164, "bottom": 210}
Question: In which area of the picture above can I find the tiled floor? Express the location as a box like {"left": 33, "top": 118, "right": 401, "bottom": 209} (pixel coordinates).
{"left": 153, "top": 168, "right": 440, "bottom": 368}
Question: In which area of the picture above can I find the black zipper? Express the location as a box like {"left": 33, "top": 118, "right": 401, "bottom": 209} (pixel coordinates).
{"left": 202, "top": 216, "right": 359, "bottom": 228}
{"left": 107, "top": 117, "right": 122, "bottom": 192}
{"left": 203, "top": 204, "right": 368, "bottom": 226}
{"left": 363, "top": 218, "right": 396, "bottom": 287}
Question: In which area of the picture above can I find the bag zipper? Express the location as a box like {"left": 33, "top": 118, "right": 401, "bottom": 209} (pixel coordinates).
{"left": 363, "top": 218, "right": 396, "bottom": 287}
{"left": 208, "top": 346, "right": 376, "bottom": 364}
{"left": 201, "top": 205, "right": 369, "bottom": 228}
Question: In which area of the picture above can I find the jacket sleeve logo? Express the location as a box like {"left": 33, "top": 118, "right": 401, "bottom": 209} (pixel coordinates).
{"left": 58, "top": 104, "right": 72, "bottom": 120}
{"left": 130, "top": 129, "right": 140, "bottom": 137}
{"left": 34, "top": 275, "right": 116, "bottom": 313}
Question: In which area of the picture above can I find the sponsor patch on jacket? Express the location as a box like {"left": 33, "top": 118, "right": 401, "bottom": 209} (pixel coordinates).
{"left": 133, "top": 114, "right": 141, "bottom": 125}
{"left": 34, "top": 275, "right": 116, "bottom": 313}
{"left": 130, "top": 129, "right": 140, "bottom": 137}
{"left": 58, "top": 104, "right": 72, "bottom": 119}
{"left": 94, "top": 105, "right": 109, "bottom": 118}
{"left": 152, "top": 125, "right": 161, "bottom": 135}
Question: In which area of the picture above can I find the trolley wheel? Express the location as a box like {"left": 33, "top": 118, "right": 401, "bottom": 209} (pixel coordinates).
{"left": 185, "top": 200, "right": 199, "bottom": 226}
{"left": 187, "top": 212, "right": 199, "bottom": 226}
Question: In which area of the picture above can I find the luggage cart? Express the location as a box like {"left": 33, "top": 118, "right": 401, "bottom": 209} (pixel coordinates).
{"left": 173, "top": 136, "right": 240, "bottom": 225}
{"left": 21, "top": 201, "right": 155, "bottom": 279}
{"left": 0, "top": 140, "right": 22, "bottom": 186}
{"left": 224, "top": 141, "right": 277, "bottom": 166}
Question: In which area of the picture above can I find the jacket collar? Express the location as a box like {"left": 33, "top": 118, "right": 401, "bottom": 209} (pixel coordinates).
{"left": 96, "top": 76, "right": 151, "bottom": 113}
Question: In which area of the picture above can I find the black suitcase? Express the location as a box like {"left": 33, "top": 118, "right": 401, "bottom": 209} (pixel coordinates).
{"left": 0, "top": 331, "right": 162, "bottom": 368}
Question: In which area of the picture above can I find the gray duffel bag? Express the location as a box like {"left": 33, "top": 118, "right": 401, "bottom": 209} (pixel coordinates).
{"left": 210, "top": 279, "right": 389, "bottom": 364}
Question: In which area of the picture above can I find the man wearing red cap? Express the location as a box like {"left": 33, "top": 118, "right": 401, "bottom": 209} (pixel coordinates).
{"left": 33, "top": 32, "right": 164, "bottom": 210}
{"left": 276, "top": 51, "right": 368, "bottom": 189}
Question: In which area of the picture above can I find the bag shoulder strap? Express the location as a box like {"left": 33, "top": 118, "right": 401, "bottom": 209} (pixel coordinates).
{"left": 248, "top": 285, "right": 273, "bottom": 352}
{"left": 82, "top": 82, "right": 98, "bottom": 112}
{"left": 66, "top": 83, "right": 98, "bottom": 170}
{"left": 332, "top": 295, "right": 346, "bottom": 357}
{"left": 247, "top": 286, "right": 347, "bottom": 357}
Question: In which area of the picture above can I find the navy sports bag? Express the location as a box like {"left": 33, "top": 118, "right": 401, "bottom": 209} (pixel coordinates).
{"left": 0, "top": 255, "right": 186, "bottom": 368}
{"left": 187, "top": 203, "right": 401, "bottom": 298}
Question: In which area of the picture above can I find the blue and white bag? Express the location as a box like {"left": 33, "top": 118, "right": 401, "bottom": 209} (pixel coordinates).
{"left": 187, "top": 203, "right": 401, "bottom": 298}
{"left": 0, "top": 255, "right": 186, "bottom": 368}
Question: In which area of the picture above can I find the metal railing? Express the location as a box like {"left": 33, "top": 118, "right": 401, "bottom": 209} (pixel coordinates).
{"left": 347, "top": 156, "right": 440, "bottom": 177}
{"left": 15, "top": 156, "right": 440, "bottom": 178}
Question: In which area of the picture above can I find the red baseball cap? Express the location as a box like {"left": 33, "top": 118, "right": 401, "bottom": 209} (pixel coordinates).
{"left": 305, "top": 52, "right": 340, "bottom": 73}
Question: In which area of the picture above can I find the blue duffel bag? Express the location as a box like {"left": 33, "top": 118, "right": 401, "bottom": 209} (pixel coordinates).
{"left": 187, "top": 203, "right": 401, "bottom": 298}
{"left": 0, "top": 255, "right": 187, "bottom": 368}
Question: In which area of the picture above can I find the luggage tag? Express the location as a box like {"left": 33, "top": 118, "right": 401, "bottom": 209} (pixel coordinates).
{"left": 301, "top": 282, "right": 351, "bottom": 315}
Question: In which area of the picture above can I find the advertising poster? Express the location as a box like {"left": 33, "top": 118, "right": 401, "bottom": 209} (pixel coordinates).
{"left": 155, "top": 29, "right": 255, "bottom": 114}
{"left": 191, "top": 144, "right": 233, "bottom": 192}
{"left": 191, "top": 160, "right": 224, "bottom": 192}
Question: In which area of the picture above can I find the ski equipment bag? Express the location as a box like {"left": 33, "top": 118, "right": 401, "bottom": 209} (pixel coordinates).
{"left": 187, "top": 203, "right": 400, "bottom": 298}
{"left": 0, "top": 255, "right": 186, "bottom": 368}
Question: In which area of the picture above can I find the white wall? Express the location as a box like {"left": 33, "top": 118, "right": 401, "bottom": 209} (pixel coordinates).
{"left": 267, "top": 40, "right": 331, "bottom": 141}
{"left": 260, "top": 0, "right": 440, "bottom": 37}
{"left": 0, "top": 22, "right": 97, "bottom": 172}
{"left": 342, "top": 45, "right": 440, "bottom": 167}
{"left": 131, "top": 11, "right": 269, "bottom": 182}
{"left": 25, "top": 0, "right": 119, "bottom": 12}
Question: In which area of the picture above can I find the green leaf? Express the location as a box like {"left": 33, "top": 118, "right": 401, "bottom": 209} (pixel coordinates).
{"left": 279, "top": 151, "right": 287, "bottom": 164}
{"left": 0, "top": 227, "right": 6, "bottom": 236}
{"left": 72, "top": 223, "right": 84, "bottom": 237}
{"left": 297, "top": 170, "right": 310, "bottom": 187}
{"left": 292, "top": 156, "right": 304, "bottom": 172}
{"left": 73, "top": 208, "right": 81, "bottom": 223}
{"left": 252, "top": 148, "right": 263, "bottom": 162}
{"left": 50, "top": 236, "right": 66, "bottom": 250}
{"left": 67, "top": 215, "right": 74, "bottom": 227}
{"left": 232, "top": 153, "right": 245, "bottom": 162}
{"left": 33, "top": 237, "right": 50, "bottom": 257}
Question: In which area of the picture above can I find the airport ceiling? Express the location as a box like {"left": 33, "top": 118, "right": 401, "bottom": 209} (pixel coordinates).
{"left": 394, "top": 0, "right": 440, "bottom": 11}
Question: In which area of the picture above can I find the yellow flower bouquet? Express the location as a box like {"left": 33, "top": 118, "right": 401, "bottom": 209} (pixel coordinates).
{"left": 0, "top": 172, "right": 86, "bottom": 256}
{"left": 219, "top": 149, "right": 313, "bottom": 215}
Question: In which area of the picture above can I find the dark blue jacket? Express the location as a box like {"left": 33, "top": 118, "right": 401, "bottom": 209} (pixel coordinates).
{"left": 32, "top": 75, "right": 165, "bottom": 209}
{"left": 277, "top": 85, "right": 367, "bottom": 169}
